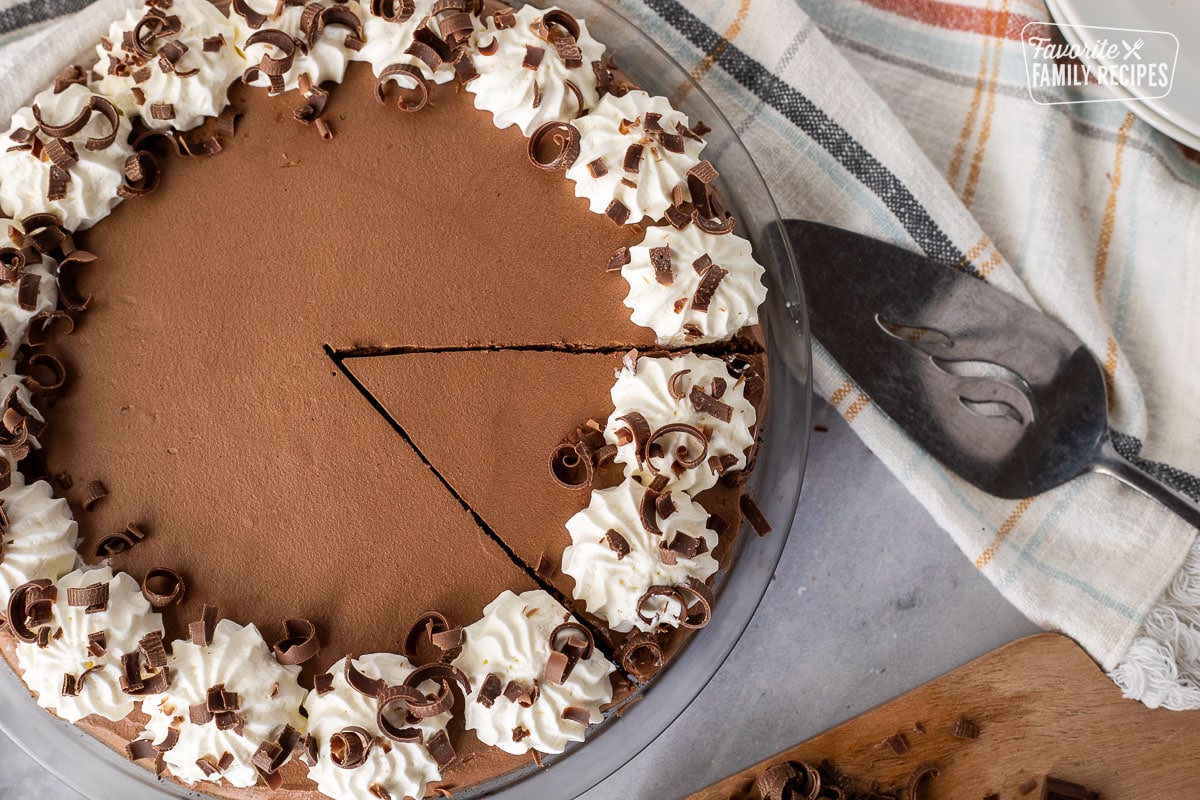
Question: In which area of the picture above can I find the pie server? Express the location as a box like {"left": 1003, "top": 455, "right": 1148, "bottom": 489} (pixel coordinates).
{"left": 766, "top": 219, "right": 1200, "bottom": 529}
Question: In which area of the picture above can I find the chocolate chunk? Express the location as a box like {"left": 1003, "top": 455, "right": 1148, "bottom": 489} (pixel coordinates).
{"left": 528, "top": 120, "right": 580, "bottom": 171}
{"left": 666, "top": 532, "right": 703, "bottom": 559}
{"left": 477, "top": 673, "right": 502, "bottom": 708}
{"left": 605, "top": 199, "right": 631, "bottom": 225}
{"left": 66, "top": 581, "right": 109, "bottom": 613}
{"left": 741, "top": 494, "right": 772, "bottom": 537}
{"left": 141, "top": 567, "right": 185, "bottom": 607}
{"left": 188, "top": 702, "right": 213, "bottom": 725}
{"left": 87, "top": 631, "right": 107, "bottom": 657}
{"left": 708, "top": 453, "right": 737, "bottom": 476}
{"left": 426, "top": 730, "right": 457, "bottom": 769}
{"left": 313, "top": 673, "right": 334, "bottom": 696}
{"left": 587, "top": 158, "right": 608, "bottom": 178}
{"left": 689, "top": 384, "right": 734, "bottom": 423}
{"left": 273, "top": 618, "right": 319, "bottom": 665}
{"left": 53, "top": 64, "right": 88, "bottom": 94}
{"left": 82, "top": 480, "right": 108, "bottom": 511}
{"left": 522, "top": 45, "right": 545, "bottom": 70}
{"left": 622, "top": 143, "right": 644, "bottom": 174}
{"left": 607, "top": 245, "right": 630, "bottom": 272}
{"left": 648, "top": 244, "right": 673, "bottom": 286}
{"left": 202, "top": 34, "right": 225, "bottom": 52}
{"left": 711, "top": 376, "right": 728, "bottom": 399}
{"left": 512, "top": 726, "right": 530, "bottom": 743}
{"left": 535, "top": 552, "right": 557, "bottom": 579}
{"left": 604, "top": 528, "right": 630, "bottom": 560}
{"left": 659, "top": 132, "right": 685, "bottom": 153}
{"left": 43, "top": 138, "right": 78, "bottom": 170}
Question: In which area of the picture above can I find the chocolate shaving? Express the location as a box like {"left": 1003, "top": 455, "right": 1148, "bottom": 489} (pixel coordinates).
{"left": 371, "top": 0, "right": 414, "bottom": 23}
{"left": 96, "top": 523, "right": 147, "bottom": 558}
{"left": 314, "top": 673, "right": 334, "bottom": 695}
{"left": 82, "top": 479, "right": 108, "bottom": 511}
{"left": 426, "top": 730, "right": 457, "bottom": 769}
{"left": 638, "top": 487, "right": 665, "bottom": 536}
{"left": 527, "top": 120, "right": 580, "bottom": 171}
{"left": 905, "top": 762, "right": 940, "bottom": 799}
{"left": 1041, "top": 777, "right": 1100, "bottom": 800}
{"left": 636, "top": 585, "right": 684, "bottom": 627}
{"left": 437, "top": 11, "right": 473, "bottom": 45}
{"left": 244, "top": 29, "right": 296, "bottom": 82}
{"left": 693, "top": 208, "right": 736, "bottom": 235}
{"left": 689, "top": 384, "right": 734, "bottom": 423}
{"left": 607, "top": 246, "right": 630, "bottom": 271}
{"left": 885, "top": 732, "right": 909, "bottom": 754}
{"left": 692, "top": 264, "right": 729, "bottom": 312}
{"left": 615, "top": 411, "right": 651, "bottom": 463}
{"left": 656, "top": 491, "right": 676, "bottom": 518}
{"left": 535, "top": 552, "right": 556, "bottom": 579}
{"left": 251, "top": 740, "right": 284, "bottom": 789}
{"left": 550, "top": 621, "right": 594, "bottom": 660}
{"left": 530, "top": 79, "right": 542, "bottom": 109}
{"left": 16, "top": 272, "right": 40, "bottom": 311}
{"left": 512, "top": 726, "right": 530, "bottom": 743}
{"left": 126, "top": 738, "right": 161, "bottom": 766}
{"left": 666, "top": 532, "right": 704, "bottom": 559}
{"left": 604, "top": 528, "right": 630, "bottom": 559}
{"left": 741, "top": 494, "right": 772, "bottom": 536}
{"left": 344, "top": 656, "right": 386, "bottom": 698}
{"left": 315, "top": 118, "right": 333, "bottom": 140}
{"left": 43, "top": 138, "right": 78, "bottom": 170}
{"left": 403, "top": 611, "right": 450, "bottom": 660}
{"left": 548, "top": 440, "right": 593, "bottom": 489}
{"left": 686, "top": 160, "right": 719, "bottom": 216}
{"left": 543, "top": 650, "right": 572, "bottom": 685}
{"left": 605, "top": 198, "right": 631, "bottom": 225}
{"left": 202, "top": 34, "right": 226, "bottom": 52}
{"left": 477, "top": 36, "right": 499, "bottom": 56}
{"left": 677, "top": 576, "right": 714, "bottom": 629}
{"left": 375, "top": 64, "right": 429, "bottom": 112}
{"left": 708, "top": 453, "right": 738, "bottom": 476}
{"left": 273, "top": 618, "right": 319, "bottom": 665}
{"left": 952, "top": 717, "right": 979, "bottom": 739}
{"left": 711, "top": 376, "right": 727, "bottom": 399}
{"left": 232, "top": 0, "right": 266, "bottom": 29}
{"left": 648, "top": 244, "right": 672, "bottom": 286}
{"left": 120, "top": 151, "right": 160, "bottom": 197}
{"left": 667, "top": 369, "right": 692, "bottom": 400}
{"left": 585, "top": 158, "right": 609, "bottom": 179}
{"left": 53, "top": 64, "right": 88, "bottom": 93}
{"left": 618, "top": 633, "right": 663, "bottom": 678}
{"left": 48, "top": 166, "right": 70, "bottom": 202}
{"left": 659, "top": 132, "right": 685, "bottom": 153}
{"left": 622, "top": 142, "right": 644, "bottom": 175}
{"left": 692, "top": 254, "right": 713, "bottom": 274}
{"left": 646, "top": 423, "right": 708, "bottom": 471}
{"left": 404, "top": 661, "right": 471, "bottom": 696}
{"left": 154, "top": 727, "right": 180, "bottom": 753}
{"left": 188, "top": 604, "right": 219, "bottom": 646}
{"left": 141, "top": 566, "right": 185, "bottom": 607}
{"left": 56, "top": 249, "right": 96, "bottom": 311}
{"left": 87, "top": 630, "right": 107, "bottom": 658}
{"left": 66, "top": 581, "right": 109, "bottom": 613}
{"left": 5, "top": 579, "right": 54, "bottom": 643}
{"left": 299, "top": 736, "right": 319, "bottom": 768}
{"left": 561, "top": 706, "right": 591, "bottom": 726}
{"left": 330, "top": 726, "right": 373, "bottom": 769}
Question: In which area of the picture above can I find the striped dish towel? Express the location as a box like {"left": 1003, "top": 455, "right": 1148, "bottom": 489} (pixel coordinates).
{"left": 1, "top": 0, "right": 1198, "bottom": 709}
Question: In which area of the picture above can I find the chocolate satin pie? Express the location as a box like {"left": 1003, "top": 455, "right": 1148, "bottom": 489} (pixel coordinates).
{"left": 0, "top": 0, "right": 772, "bottom": 796}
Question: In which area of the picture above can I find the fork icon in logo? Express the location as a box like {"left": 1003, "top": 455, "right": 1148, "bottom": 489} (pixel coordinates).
{"left": 1121, "top": 38, "right": 1145, "bottom": 60}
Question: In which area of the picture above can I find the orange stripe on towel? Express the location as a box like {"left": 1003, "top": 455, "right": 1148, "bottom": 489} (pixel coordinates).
{"left": 975, "top": 497, "right": 1035, "bottom": 569}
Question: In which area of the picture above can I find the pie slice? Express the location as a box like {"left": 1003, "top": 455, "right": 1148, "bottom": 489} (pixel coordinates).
{"left": 342, "top": 348, "right": 753, "bottom": 661}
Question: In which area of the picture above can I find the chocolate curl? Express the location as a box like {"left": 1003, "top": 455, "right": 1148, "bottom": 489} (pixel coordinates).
{"left": 21, "top": 353, "right": 67, "bottom": 395}
{"left": 273, "top": 618, "right": 319, "bottom": 665}
{"left": 371, "top": 0, "right": 414, "bottom": 22}
{"left": 5, "top": 579, "right": 55, "bottom": 643}
{"left": 329, "top": 726, "right": 373, "bottom": 769}
{"left": 119, "top": 151, "right": 160, "bottom": 197}
{"left": 617, "top": 632, "right": 663, "bottom": 679}
{"left": 141, "top": 567, "right": 186, "bottom": 607}
{"left": 527, "top": 121, "right": 580, "bottom": 171}
{"left": 375, "top": 64, "right": 429, "bottom": 112}
{"left": 96, "top": 523, "right": 147, "bottom": 558}
{"left": 548, "top": 440, "right": 593, "bottom": 489}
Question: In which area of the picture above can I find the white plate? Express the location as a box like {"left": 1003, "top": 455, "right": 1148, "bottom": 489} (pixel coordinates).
{"left": 1045, "top": 0, "right": 1200, "bottom": 150}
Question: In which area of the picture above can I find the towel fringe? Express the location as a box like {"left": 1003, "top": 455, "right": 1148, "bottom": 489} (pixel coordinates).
{"left": 1109, "top": 537, "right": 1200, "bottom": 709}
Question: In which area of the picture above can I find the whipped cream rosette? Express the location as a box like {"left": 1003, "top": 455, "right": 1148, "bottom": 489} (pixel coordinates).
{"left": 233, "top": 0, "right": 368, "bottom": 94}
{"left": 354, "top": 0, "right": 459, "bottom": 88}
{"left": 303, "top": 654, "right": 452, "bottom": 800}
{"left": 565, "top": 90, "right": 705, "bottom": 223}
{"left": 563, "top": 477, "right": 719, "bottom": 634}
{"left": 0, "top": 471, "right": 78, "bottom": 608}
{"left": 0, "top": 222, "right": 59, "bottom": 358}
{"left": 14, "top": 567, "right": 164, "bottom": 722}
{"left": 468, "top": 4, "right": 605, "bottom": 136}
{"left": 604, "top": 351, "right": 758, "bottom": 494}
{"left": 0, "top": 83, "right": 134, "bottom": 231}
{"left": 136, "top": 618, "right": 307, "bottom": 788}
{"left": 454, "top": 590, "right": 614, "bottom": 755}
{"left": 619, "top": 222, "right": 767, "bottom": 345}
{"left": 92, "top": 0, "right": 245, "bottom": 132}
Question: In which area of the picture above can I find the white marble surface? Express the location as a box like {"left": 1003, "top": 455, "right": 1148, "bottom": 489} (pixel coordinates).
{"left": 0, "top": 399, "right": 1039, "bottom": 799}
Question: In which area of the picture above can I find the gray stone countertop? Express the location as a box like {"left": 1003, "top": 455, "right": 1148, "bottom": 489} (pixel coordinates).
{"left": 0, "top": 399, "right": 1039, "bottom": 799}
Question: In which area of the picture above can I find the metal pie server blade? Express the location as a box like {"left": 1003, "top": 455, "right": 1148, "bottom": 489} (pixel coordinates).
{"left": 769, "top": 219, "right": 1199, "bottom": 529}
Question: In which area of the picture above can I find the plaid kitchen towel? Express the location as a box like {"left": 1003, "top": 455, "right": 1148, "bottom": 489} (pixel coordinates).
{"left": 1, "top": 0, "right": 1198, "bottom": 707}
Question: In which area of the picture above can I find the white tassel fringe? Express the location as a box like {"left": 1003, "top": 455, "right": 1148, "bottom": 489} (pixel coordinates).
{"left": 1109, "top": 538, "right": 1200, "bottom": 709}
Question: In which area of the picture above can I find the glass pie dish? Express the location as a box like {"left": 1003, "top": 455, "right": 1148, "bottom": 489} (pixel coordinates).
{"left": 0, "top": 0, "right": 813, "bottom": 797}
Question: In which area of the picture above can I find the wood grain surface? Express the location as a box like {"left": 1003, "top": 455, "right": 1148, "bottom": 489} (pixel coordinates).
{"left": 687, "top": 633, "right": 1200, "bottom": 799}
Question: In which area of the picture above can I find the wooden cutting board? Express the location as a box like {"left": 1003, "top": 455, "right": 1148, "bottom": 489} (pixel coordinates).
{"left": 687, "top": 633, "right": 1200, "bottom": 799}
